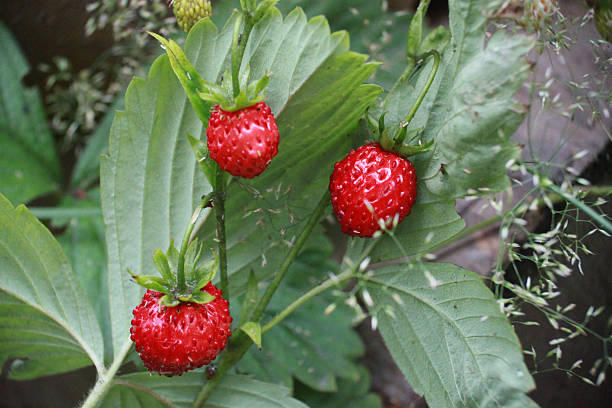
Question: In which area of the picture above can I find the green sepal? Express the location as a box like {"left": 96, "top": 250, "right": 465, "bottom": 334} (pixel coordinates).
{"left": 129, "top": 270, "right": 173, "bottom": 294}
{"left": 241, "top": 321, "right": 262, "bottom": 350}
{"left": 184, "top": 238, "right": 204, "bottom": 281}
{"left": 406, "top": 0, "right": 431, "bottom": 58}
{"left": 239, "top": 269, "right": 259, "bottom": 325}
{"left": 364, "top": 111, "right": 380, "bottom": 140}
{"left": 187, "top": 133, "right": 219, "bottom": 189}
{"left": 148, "top": 31, "right": 217, "bottom": 125}
{"left": 160, "top": 294, "right": 180, "bottom": 308}
{"left": 153, "top": 249, "right": 175, "bottom": 285}
{"left": 396, "top": 138, "right": 434, "bottom": 157}
{"left": 379, "top": 128, "right": 395, "bottom": 152}
{"left": 178, "top": 291, "right": 216, "bottom": 304}
{"left": 193, "top": 250, "right": 219, "bottom": 291}
{"left": 167, "top": 240, "right": 180, "bottom": 272}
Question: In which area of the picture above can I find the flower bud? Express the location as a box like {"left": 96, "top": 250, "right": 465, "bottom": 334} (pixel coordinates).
{"left": 172, "top": 0, "right": 212, "bottom": 33}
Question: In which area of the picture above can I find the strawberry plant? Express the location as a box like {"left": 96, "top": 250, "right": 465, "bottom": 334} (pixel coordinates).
{"left": 2, "top": 0, "right": 611, "bottom": 407}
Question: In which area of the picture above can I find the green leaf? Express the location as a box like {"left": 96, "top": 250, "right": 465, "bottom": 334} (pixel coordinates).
{"left": 100, "top": 372, "right": 309, "bottom": 408}
{"left": 383, "top": 0, "right": 533, "bottom": 198}
{"left": 239, "top": 270, "right": 260, "bottom": 325}
{"left": 70, "top": 96, "right": 123, "bottom": 190}
{"left": 101, "top": 7, "right": 380, "bottom": 361}
{"left": 406, "top": 0, "right": 431, "bottom": 58}
{"left": 371, "top": 182, "right": 465, "bottom": 263}
{"left": 241, "top": 321, "right": 262, "bottom": 349}
{"left": 420, "top": 25, "right": 450, "bottom": 54}
{"left": 238, "top": 237, "right": 364, "bottom": 392}
{"left": 0, "top": 194, "right": 104, "bottom": 379}
{"left": 54, "top": 190, "right": 113, "bottom": 363}
{"left": 187, "top": 133, "right": 218, "bottom": 188}
{"left": 276, "top": 0, "right": 414, "bottom": 91}
{"left": 0, "top": 22, "right": 60, "bottom": 204}
{"left": 364, "top": 262, "right": 536, "bottom": 408}
{"left": 294, "top": 365, "right": 382, "bottom": 408}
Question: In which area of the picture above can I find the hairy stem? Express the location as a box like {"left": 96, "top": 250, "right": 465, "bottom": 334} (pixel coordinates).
{"left": 263, "top": 238, "right": 381, "bottom": 334}
{"left": 402, "top": 50, "right": 440, "bottom": 127}
{"left": 230, "top": 10, "right": 255, "bottom": 98}
{"left": 545, "top": 182, "right": 612, "bottom": 236}
{"left": 79, "top": 340, "right": 133, "bottom": 408}
{"left": 250, "top": 191, "right": 330, "bottom": 322}
{"left": 214, "top": 170, "right": 229, "bottom": 299}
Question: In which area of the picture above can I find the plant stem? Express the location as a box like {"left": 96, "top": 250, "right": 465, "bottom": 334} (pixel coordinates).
{"left": 190, "top": 332, "right": 251, "bottom": 408}
{"left": 250, "top": 191, "right": 330, "bottom": 322}
{"left": 263, "top": 238, "right": 381, "bottom": 334}
{"left": 545, "top": 182, "right": 612, "bottom": 236}
{"left": 230, "top": 10, "right": 255, "bottom": 98}
{"left": 428, "top": 184, "right": 612, "bottom": 255}
{"left": 190, "top": 190, "right": 331, "bottom": 407}
{"left": 214, "top": 170, "right": 229, "bottom": 299}
{"left": 261, "top": 269, "right": 354, "bottom": 334}
{"left": 402, "top": 50, "right": 440, "bottom": 127}
{"left": 177, "top": 193, "right": 213, "bottom": 292}
{"left": 80, "top": 340, "right": 133, "bottom": 408}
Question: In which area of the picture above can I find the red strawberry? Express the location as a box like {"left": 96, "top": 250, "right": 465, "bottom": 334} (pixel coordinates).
{"left": 207, "top": 101, "right": 279, "bottom": 178}
{"left": 329, "top": 143, "right": 417, "bottom": 238}
{"left": 130, "top": 283, "right": 232, "bottom": 376}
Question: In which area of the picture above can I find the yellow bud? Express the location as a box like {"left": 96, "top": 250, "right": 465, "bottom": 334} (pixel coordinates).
{"left": 172, "top": 0, "right": 212, "bottom": 33}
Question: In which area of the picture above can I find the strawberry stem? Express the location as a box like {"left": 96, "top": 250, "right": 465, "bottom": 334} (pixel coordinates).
{"left": 177, "top": 193, "right": 214, "bottom": 293}
{"left": 262, "top": 237, "right": 381, "bottom": 334}
{"left": 231, "top": 10, "right": 255, "bottom": 98}
{"left": 214, "top": 169, "right": 229, "bottom": 299}
{"left": 402, "top": 49, "right": 440, "bottom": 128}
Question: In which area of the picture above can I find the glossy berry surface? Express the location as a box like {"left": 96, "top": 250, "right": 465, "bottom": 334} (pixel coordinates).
{"left": 207, "top": 101, "right": 279, "bottom": 178}
{"left": 329, "top": 143, "right": 417, "bottom": 238}
{"left": 130, "top": 283, "right": 232, "bottom": 376}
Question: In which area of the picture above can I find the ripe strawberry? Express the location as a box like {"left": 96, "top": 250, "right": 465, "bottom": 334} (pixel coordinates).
{"left": 130, "top": 283, "right": 232, "bottom": 376}
{"left": 329, "top": 143, "right": 417, "bottom": 238}
{"left": 207, "top": 101, "right": 279, "bottom": 179}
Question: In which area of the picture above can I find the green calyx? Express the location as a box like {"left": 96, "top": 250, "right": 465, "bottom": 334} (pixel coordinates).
{"left": 367, "top": 49, "right": 440, "bottom": 158}
{"left": 129, "top": 240, "right": 218, "bottom": 307}
{"left": 197, "top": 66, "right": 271, "bottom": 112}
{"left": 367, "top": 112, "right": 434, "bottom": 157}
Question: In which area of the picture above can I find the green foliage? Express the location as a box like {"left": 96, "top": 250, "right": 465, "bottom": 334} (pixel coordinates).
{"left": 0, "top": 194, "right": 104, "bottom": 378}
{"left": 0, "top": 2, "right": 544, "bottom": 407}
{"left": 365, "top": 262, "right": 536, "bottom": 407}
{"left": 238, "top": 237, "right": 365, "bottom": 392}
{"left": 382, "top": 0, "right": 533, "bottom": 198}
{"left": 53, "top": 190, "right": 112, "bottom": 362}
{"left": 101, "top": 373, "right": 308, "bottom": 408}
{"left": 0, "top": 22, "right": 60, "bottom": 204}
{"left": 294, "top": 366, "right": 382, "bottom": 408}
{"left": 101, "top": 7, "right": 380, "bottom": 360}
